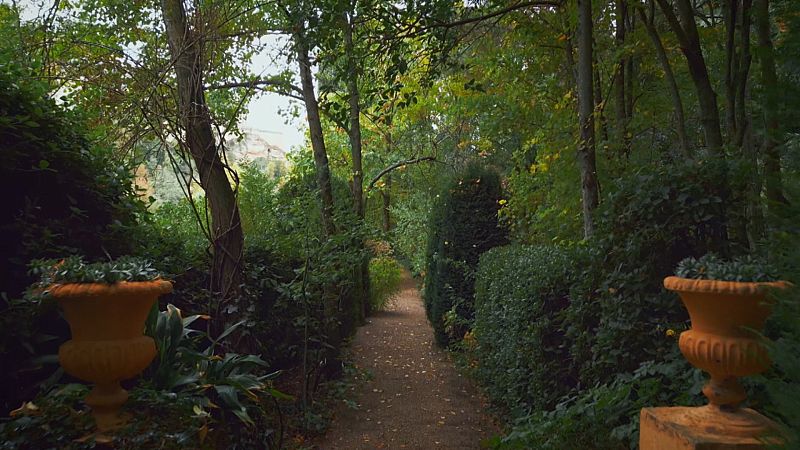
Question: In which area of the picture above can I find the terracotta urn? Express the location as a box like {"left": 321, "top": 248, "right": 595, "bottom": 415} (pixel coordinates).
{"left": 49, "top": 280, "right": 173, "bottom": 431}
{"left": 664, "top": 276, "right": 788, "bottom": 436}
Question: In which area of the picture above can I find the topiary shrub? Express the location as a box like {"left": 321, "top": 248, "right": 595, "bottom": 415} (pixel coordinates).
{"left": 473, "top": 245, "right": 582, "bottom": 414}
{"left": 423, "top": 163, "right": 508, "bottom": 346}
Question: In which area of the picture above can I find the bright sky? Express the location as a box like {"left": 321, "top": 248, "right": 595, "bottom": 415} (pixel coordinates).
{"left": 242, "top": 37, "right": 307, "bottom": 152}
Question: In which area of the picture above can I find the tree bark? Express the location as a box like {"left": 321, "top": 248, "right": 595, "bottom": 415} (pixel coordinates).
{"left": 656, "top": 0, "right": 725, "bottom": 151}
{"left": 343, "top": 12, "right": 364, "bottom": 220}
{"left": 638, "top": 3, "right": 690, "bottom": 157}
{"left": 723, "top": 0, "right": 739, "bottom": 139}
{"left": 735, "top": 0, "right": 752, "bottom": 148}
{"left": 295, "top": 33, "right": 337, "bottom": 237}
{"left": 160, "top": 0, "right": 243, "bottom": 303}
{"left": 614, "top": 0, "right": 629, "bottom": 153}
{"left": 593, "top": 47, "right": 609, "bottom": 143}
{"left": 753, "top": 0, "right": 786, "bottom": 207}
{"left": 343, "top": 9, "right": 368, "bottom": 324}
{"left": 577, "top": 0, "right": 600, "bottom": 238}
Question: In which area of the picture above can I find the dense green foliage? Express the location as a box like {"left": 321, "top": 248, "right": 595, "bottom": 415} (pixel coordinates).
{"left": 423, "top": 163, "right": 508, "bottom": 346}
{"left": 676, "top": 254, "right": 780, "bottom": 282}
{"left": 368, "top": 257, "right": 404, "bottom": 311}
{"left": 473, "top": 245, "right": 580, "bottom": 414}
{"left": 472, "top": 161, "right": 747, "bottom": 446}
{"left": 0, "top": 61, "right": 145, "bottom": 300}
{"left": 3, "top": 0, "right": 800, "bottom": 447}
{"left": 29, "top": 256, "right": 161, "bottom": 286}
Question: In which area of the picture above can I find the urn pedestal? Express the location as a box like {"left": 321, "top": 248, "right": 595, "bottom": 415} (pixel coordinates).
{"left": 50, "top": 280, "right": 173, "bottom": 432}
{"left": 639, "top": 276, "right": 787, "bottom": 449}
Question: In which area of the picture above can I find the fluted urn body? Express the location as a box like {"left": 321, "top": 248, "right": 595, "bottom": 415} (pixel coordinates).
{"left": 664, "top": 276, "right": 787, "bottom": 436}
{"left": 49, "top": 280, "right": 173, "bottom": 431}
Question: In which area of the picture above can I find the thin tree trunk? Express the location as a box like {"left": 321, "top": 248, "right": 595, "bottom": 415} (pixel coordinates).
{"left": 344, "top": 12, "right": 364, "bottom": 220}
{"left": 295, "top": 34, "right": 336, "bottom": 237}
{"left": 625, "top": 9, "right": 636, "bottom": 120}
{"left": 160, "top": 0, "right": 243, "bottom": 303}
{"left": 724, "top": 0, "right": 739, "bottom": 139}
{"left": 343, "top": 10, "right": 368, "bottom": 324}
{"left": 577, "top": 0, "right": 600, "bottom": 238}
{"left": 735, "top": 0, "right": 752, "bottom": 148}
{"left": 614, "top": 0, "right": 628, "bottom": 153}
{"left": 593, "top": 51, "right": 609, "bottom": 143}
{"left": 656, "top": 0, "right": 725, "bottom": 151}
{"left": 753, "top": 0, "right": 786, "bottom": 207}
{"left": 638, "top": 3, "right": 690, "bottom": 157}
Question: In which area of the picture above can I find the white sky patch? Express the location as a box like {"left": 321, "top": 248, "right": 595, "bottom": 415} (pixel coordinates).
{"left": 243, "top": 35, "right": 306, "bottom": 153}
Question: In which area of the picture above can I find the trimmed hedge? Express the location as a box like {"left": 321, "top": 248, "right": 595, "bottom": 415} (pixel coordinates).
{"left": 473, "top": 160, "right": 738, "bottom": 447}
{"left": 423, "top": 163, "right": 508, "bottom": 346}
{"left": 473, "top": 245, "right": 582, "bottom": 414}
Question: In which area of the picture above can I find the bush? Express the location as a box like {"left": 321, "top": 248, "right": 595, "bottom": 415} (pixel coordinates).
{"left": 423, "top": 163, "right": 508, "bottom": 346}
{"left": 0, "top": 60, "right": 147, "bottom": 415}
{"left": 390, "top": 191, "right": 433, "bottom": 276}
{"left": 473, "top": 245, "right": 580, "bottom": 414}
{"left": 0, "top": 61, "right": 146, "bottom": 300}
{"left": 472, "top": 160, "right": 734, "bottom": 447}
{"left": 573, "top": 158, "right": 737, "bottom": 386}
{"left": 369, "top": 257, "right": 404, "bottom": 311}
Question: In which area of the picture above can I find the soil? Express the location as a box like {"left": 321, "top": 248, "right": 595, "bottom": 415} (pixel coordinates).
{"left": 314, "top": 272, "right": 498, "bottom": 449}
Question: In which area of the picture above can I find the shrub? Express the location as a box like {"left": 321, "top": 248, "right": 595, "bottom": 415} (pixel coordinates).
{"left": 0, "top": 60, "right": 147, "bottom": 415}
{"left": 423, "top": 163, "right": 508, "bottom": 346}
{"left": 390, "top": 191, "right": 433, "bottom": 276}
{"left": 369, "top": 257, "right": 404, "bottom": 311}
{"left": 473, "top": 245, "right": 580, "bottom": 414}
{"left": 676, "top": 253, "right": 779, "bottom": 282}
{"left": 0, "top": 61, "right": 146, "bottom": 300}
{"left": 573, "top": 158, "right": 737, "bottom": 386}
{"left": 472, "top": 160, "right": 733, "bottom": 447}
{"left": 492, "top": 352, "right": 703, "bottom": 450}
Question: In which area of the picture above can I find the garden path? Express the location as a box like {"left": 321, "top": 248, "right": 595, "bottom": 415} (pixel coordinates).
{"left": 315, "top": 272, "right": 497, "bottom": 449}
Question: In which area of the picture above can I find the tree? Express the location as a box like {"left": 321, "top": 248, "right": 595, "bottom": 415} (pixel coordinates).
{"left": 160, "top": 0, "right": 244, "bottom": 303}
{"left": 576, "top": 0, "right": 600, "bottom": 237}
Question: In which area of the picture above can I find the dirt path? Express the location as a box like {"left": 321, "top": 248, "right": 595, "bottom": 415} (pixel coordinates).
{"left": 315, "top": 273, "right": 497, "bottom": 450}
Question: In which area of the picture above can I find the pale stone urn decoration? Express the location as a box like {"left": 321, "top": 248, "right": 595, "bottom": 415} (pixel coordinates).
{"left": 50, "top": 280, "right": 173, "bottom": 432}
{"left": 639, "top": 275, "right": 789, "bottom": 449}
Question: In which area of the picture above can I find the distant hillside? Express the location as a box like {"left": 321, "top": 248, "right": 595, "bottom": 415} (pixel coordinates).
{"left": 225, "top": 128, "right": 290, "bottom": 167}
{"left": 139, "top": 128, "right": 291, "bottom": 204}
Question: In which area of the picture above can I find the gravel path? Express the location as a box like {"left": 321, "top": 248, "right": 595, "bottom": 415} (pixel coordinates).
{"left": 315, "top": 273, "right": 497, "bottom": 449}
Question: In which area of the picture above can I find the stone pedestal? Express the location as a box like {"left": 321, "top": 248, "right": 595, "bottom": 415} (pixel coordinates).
{"left": 640, "top": 407, "right": 782, "bottom": 450}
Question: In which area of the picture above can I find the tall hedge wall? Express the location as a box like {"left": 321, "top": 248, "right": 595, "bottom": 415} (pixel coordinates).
{"left": 423, "top": 163, "right": 508, "bottom": 346}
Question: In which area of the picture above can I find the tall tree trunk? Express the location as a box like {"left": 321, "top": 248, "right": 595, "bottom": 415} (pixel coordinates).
{"left": 724, "top": 0, "right": 740, "bottom": 140}
{"left": 625, "top": 10, "right": 636, "bottom": 120}
{"left": 594, "top": 55, "right": 609, "bottom": 143}
{"left": 160, "top": 0, "right": 243, "bottom": 303}
{"left": 614, "top": 0, "right": 629, "bottom": 154}
{"left": 638, "top": 3, "right": 690, "bottom": 157}
{"left": 343, "top": 10, "right": 367, "bottom": 324}
{"left": 657, "top": 0, "right": 725, "bottom": 151}
{"left": 754, "top": 0, "right": 786, "bottom": 208}
{"left": 577, "top": 0, "right": 600, "bottom": 238}
{"left": 295, "top": 35, "right": 336, "bottom": 237}
{"left": 735, "top": 0, "right": 752, "bottom": 148}
{"left": 344, "top": 12, "right": 364, "bottom": 220}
